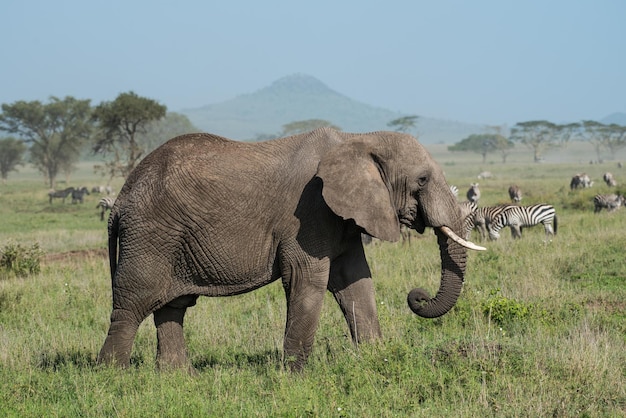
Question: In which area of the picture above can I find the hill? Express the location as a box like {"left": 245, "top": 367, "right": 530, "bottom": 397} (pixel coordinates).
{"left": 601, "top": 112, "right": 626, "bottom": 125}
{"left": 181, "top": 74, "right": 485, "bottom": 143}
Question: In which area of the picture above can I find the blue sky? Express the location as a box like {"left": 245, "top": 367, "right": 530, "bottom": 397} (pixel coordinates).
{"left": 1, "top": 0, "right": 624, "bottom": 126}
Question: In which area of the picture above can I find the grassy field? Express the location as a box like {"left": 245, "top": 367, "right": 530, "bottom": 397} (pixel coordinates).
{"left": 0, "top": 142, "right": 625, "bottom": 417}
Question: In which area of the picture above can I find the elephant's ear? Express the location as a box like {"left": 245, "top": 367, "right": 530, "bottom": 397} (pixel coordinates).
{"left": 316, "top": 144, "right": 400, "bottom": 242}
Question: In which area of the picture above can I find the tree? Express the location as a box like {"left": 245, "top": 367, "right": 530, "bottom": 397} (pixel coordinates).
{"left": 0, "top": 137, "right": 27, "bottom": 183}
{"left": 92, "top": 91, "right": 166, "bottom": 179}
{"left": 0, "top": 96, "right": 93, "bottom": 188}
{"left": 509, "top": 120, "right": 574, "bottom": 162}
{"left": 136, "top": 112, "right": 200, "bottom": 154}
{"left": 448, "top": 133, "right": 514, "bottom": 163}
{"left": 280, "top": 119, "right": 341, "bottom": 137}
{"left": 387, "top": 115, "right": 419, "bottom": 134}
{"left": 579, "top": 120, "right": 626, "bottom": 161}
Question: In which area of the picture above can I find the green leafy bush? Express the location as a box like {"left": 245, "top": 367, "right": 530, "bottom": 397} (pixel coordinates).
{"left": 481, "top": 288, "right": 534, "bottom": 326}
{"left": 0, "top": 242, "right": 44, "bottom": 278}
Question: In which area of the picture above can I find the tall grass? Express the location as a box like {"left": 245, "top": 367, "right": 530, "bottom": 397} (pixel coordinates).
{"left": 0, "top": 151, "right": 625, "bottom": 416}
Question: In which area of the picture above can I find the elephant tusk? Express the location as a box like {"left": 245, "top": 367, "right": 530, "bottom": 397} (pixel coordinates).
{"left": 439, "top": 226, "right": 487, "bottom": 251}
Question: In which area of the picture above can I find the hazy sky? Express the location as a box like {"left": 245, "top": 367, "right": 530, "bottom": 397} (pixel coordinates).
{"left": 2, "top": 1, "right": 624, "bottom": 126}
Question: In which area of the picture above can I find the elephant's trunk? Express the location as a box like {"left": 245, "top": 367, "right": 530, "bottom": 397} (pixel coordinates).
{"left": 407, "top": 227, "right": 467, "bottom": 318}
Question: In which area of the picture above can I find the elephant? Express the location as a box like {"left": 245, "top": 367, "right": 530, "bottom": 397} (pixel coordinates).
{"left": 97, "top": 127, "right": 485, "bottom": 371}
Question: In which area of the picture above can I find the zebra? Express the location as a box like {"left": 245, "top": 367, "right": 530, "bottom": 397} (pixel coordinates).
{"left": 508, "top": 184, "right": 522, "bottom": 204}
{"left": 593, "top": 194, "right": 624, "bottom": 213}
{"left": 71, "top": 186, "right": 90, "bottom": 204}
{"left": 449, "top": 185, "right": 459, "bottom": 198}
{"left": 466, "top": 183, "right": 480, "bottom": 203}
{"left": 570, "top": 173, "right": 592, "bottom": 190}
{"left": 603, "top": 172, "right": 617, "bottom": 187}
{"left": 48, "top": 187, "right": 75, "bottom": 204}
{"left": 463, "top": 204, "right": 510, "bottom": 240}
{"left": 488, "top": 204, "right": 557, "bottom": 240}
{"left": 96, "top": 196, "right": 115, "bottom": 221}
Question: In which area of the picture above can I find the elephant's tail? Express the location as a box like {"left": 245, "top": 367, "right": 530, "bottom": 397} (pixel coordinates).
{"left": 107, "top": 207, "right": 120, "bottom": 281}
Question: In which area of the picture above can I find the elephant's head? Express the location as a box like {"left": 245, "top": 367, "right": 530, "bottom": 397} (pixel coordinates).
{"left": 316, "top": 131, "right": 485, "bottom": 318}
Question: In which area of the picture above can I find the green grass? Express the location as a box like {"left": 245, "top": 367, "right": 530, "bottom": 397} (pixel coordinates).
{"left": 1, "top": 150, "right": 626, "bottom": 417}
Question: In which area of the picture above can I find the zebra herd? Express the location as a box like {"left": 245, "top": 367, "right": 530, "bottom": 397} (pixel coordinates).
{"left": 47, "top": 186, "right": 91, "bottom": 204}
{"left": 456, "top": 182, "right": 557, "bottom": 242}
{"left": 569, "top": 172, "right": 625, "bottom": 213}
{"left": 460, "top": 201, "right": 557, "bottom": 242}
{"left": 455, "top": 170, "right": 623, "bottom": 242}
{"left": 47, "top": 185, "right": 116, "bottom": 220}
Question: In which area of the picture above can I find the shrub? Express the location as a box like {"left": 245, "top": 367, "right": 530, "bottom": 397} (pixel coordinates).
{"left": 0, "top": 242, "right": 44, "bottom": 278}
{"left": 481, "top": 288, "right": 534, "bottom": 327}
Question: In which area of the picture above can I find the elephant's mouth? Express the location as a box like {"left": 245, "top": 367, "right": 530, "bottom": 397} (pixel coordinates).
{"left": 439, "top": 226, "right": 486, "bottom": 251}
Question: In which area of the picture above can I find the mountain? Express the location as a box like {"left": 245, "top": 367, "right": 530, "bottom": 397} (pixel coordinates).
{"left": 600, "top": 112, "right": 626, "bottom": 125}
{"left": 181, "top": 74, "right": 484, "bottom": 143}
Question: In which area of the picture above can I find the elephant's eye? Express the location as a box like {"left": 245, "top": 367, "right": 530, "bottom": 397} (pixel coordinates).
{"left": 417, "top": 176, "right": 428, "bottom": 187}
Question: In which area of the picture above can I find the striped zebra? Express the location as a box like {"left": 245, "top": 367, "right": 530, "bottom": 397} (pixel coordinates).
{"left": 466, "top": 183, "right": 480, "bottom": 203}
{"left": 508, "top": 184, "right": 522, "bottom": 204}
{"left": 602, "top": 172, "right": 617, "bottom": 187}
{"left": 488, "top": 204, "right": 557, "bottom": 240}
{"left": 593, "top": 194, "right": 624, "bottom": 213}
{"left": 96, "top": 196, "right": 115, "bottom": 221}
{"left": 48, "top": 187, "right": 75, "bottom": 204}
{"left": 463, "top": 204, "right": 510, "bottom": 240}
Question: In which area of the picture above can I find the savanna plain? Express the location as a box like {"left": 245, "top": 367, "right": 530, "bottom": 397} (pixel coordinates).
{"left": 0, "top": 142, "right": 625, "bottom": 417}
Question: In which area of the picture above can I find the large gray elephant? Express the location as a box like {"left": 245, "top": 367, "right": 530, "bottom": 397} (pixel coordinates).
{"left": 97, "top": 128, "right": 485, "bottom": 371}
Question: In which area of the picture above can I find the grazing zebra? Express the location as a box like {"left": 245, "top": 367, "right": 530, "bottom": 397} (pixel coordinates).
{"left": 593, "top": 194, "right": 624, "bottom": 213}
{"left": 477, "top": 171, "right": 493, "bottom": 180}
{"left": 603, "top": 172, "right": 617, "bottom": 187}
{"left": 570, "top": 173, "right": 592, "bottom": 190}
{"left": 96, "top": 196, "right": 115, "bottom": 221}
{"left": 458, "top": 200, "right": 478, "bottom": 237}
{"left": 450, "top": 185, "right": 459, "bottom": 198}
{"left": 466, "top": 183, "right": 480, "bottom": 203}
{"left": 71, "top": 186, "right": 90, "bottom": 204}
{"left": 488, "top": 204, "right": 557, "bottom": 240}
{"left": 48, "top": 187, "right": 75, "bottom": 204}
{"left": 463, "top": 204, "right": 511, "bottom": 240}
{"left": 508, "top": 184, "right": 522, "bottom": 204}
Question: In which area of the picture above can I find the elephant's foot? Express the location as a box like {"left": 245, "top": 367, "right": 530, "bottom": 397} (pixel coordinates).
{"left": 154, "top": 304, "right": 191, "bottom": 372}
{"left": 283, "top": 339, "right": 311, "bottom": 373}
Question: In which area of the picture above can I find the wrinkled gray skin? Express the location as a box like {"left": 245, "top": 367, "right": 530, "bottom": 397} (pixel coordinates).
{"left": 97, "top": 128, "right": 469, "bottom": 371}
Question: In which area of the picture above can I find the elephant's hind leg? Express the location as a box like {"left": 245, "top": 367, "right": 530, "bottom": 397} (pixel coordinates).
{"left": 154, "top": 295, "right": 198, "bottom": 371}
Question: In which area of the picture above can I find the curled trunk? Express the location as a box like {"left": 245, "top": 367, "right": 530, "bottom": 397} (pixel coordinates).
{"left": 407, "top": 227, "right": 467, "bottom": 318}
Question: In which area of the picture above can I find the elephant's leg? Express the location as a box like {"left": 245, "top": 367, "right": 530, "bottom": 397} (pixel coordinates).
{"left": 153, "top": 295, "right": 198, "bottom": 371}
{"left": 328, "top": 243, "right": 382, "bottom": 344}
{"left": 281, "top": 263, "right": 329, "bottom": 371}
{"left": 97, "top": 309, "right": 141, "bottom": 367}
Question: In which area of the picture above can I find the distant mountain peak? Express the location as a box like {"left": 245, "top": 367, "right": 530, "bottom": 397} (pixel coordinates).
{"left": 183, "top": 74, "right": 484, "bottom": 142}
{"left": 256, "top": 73, "right": 338, "bottom": 96}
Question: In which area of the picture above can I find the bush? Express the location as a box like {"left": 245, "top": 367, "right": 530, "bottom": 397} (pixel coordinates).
{"left": 481, "top": 288, "right": 534, "bottom": 326}
{"left": 0, "top": 242, "right": 44, "bottom": 278}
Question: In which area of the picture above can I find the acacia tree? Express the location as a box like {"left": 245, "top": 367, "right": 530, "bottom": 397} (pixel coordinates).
{"left": 0, "top": 97, "right": 92, "bottom": 188}
{"left": 509, "top": 120, "right": 575, "bottom": 162}
{"left": 448, "top": 133, "right": 514, "bottom": 163}
{"left": 579, "top": 120, "right": 626, "bottom": 160}
{"left": 0, "top": 137, "right": 27, "bottom": 183}
{"left": 92, "top": 91, "right": 166, "bottom": 179}
{"left": 136, "top": 112, "right": 199, "bottom": 155}
{"left": 388, "top": 115, "right": 419, "bottom": 134}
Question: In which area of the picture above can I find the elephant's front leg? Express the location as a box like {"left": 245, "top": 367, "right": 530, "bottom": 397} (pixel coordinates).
{"left": 328, "top": 243, "right": 382, "bottom": 344}
{"left": 153, "top": 295, "right": 198, "bottom": 372}
{"left": 281, "top": 264, "right": 329, "bottom": 372}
